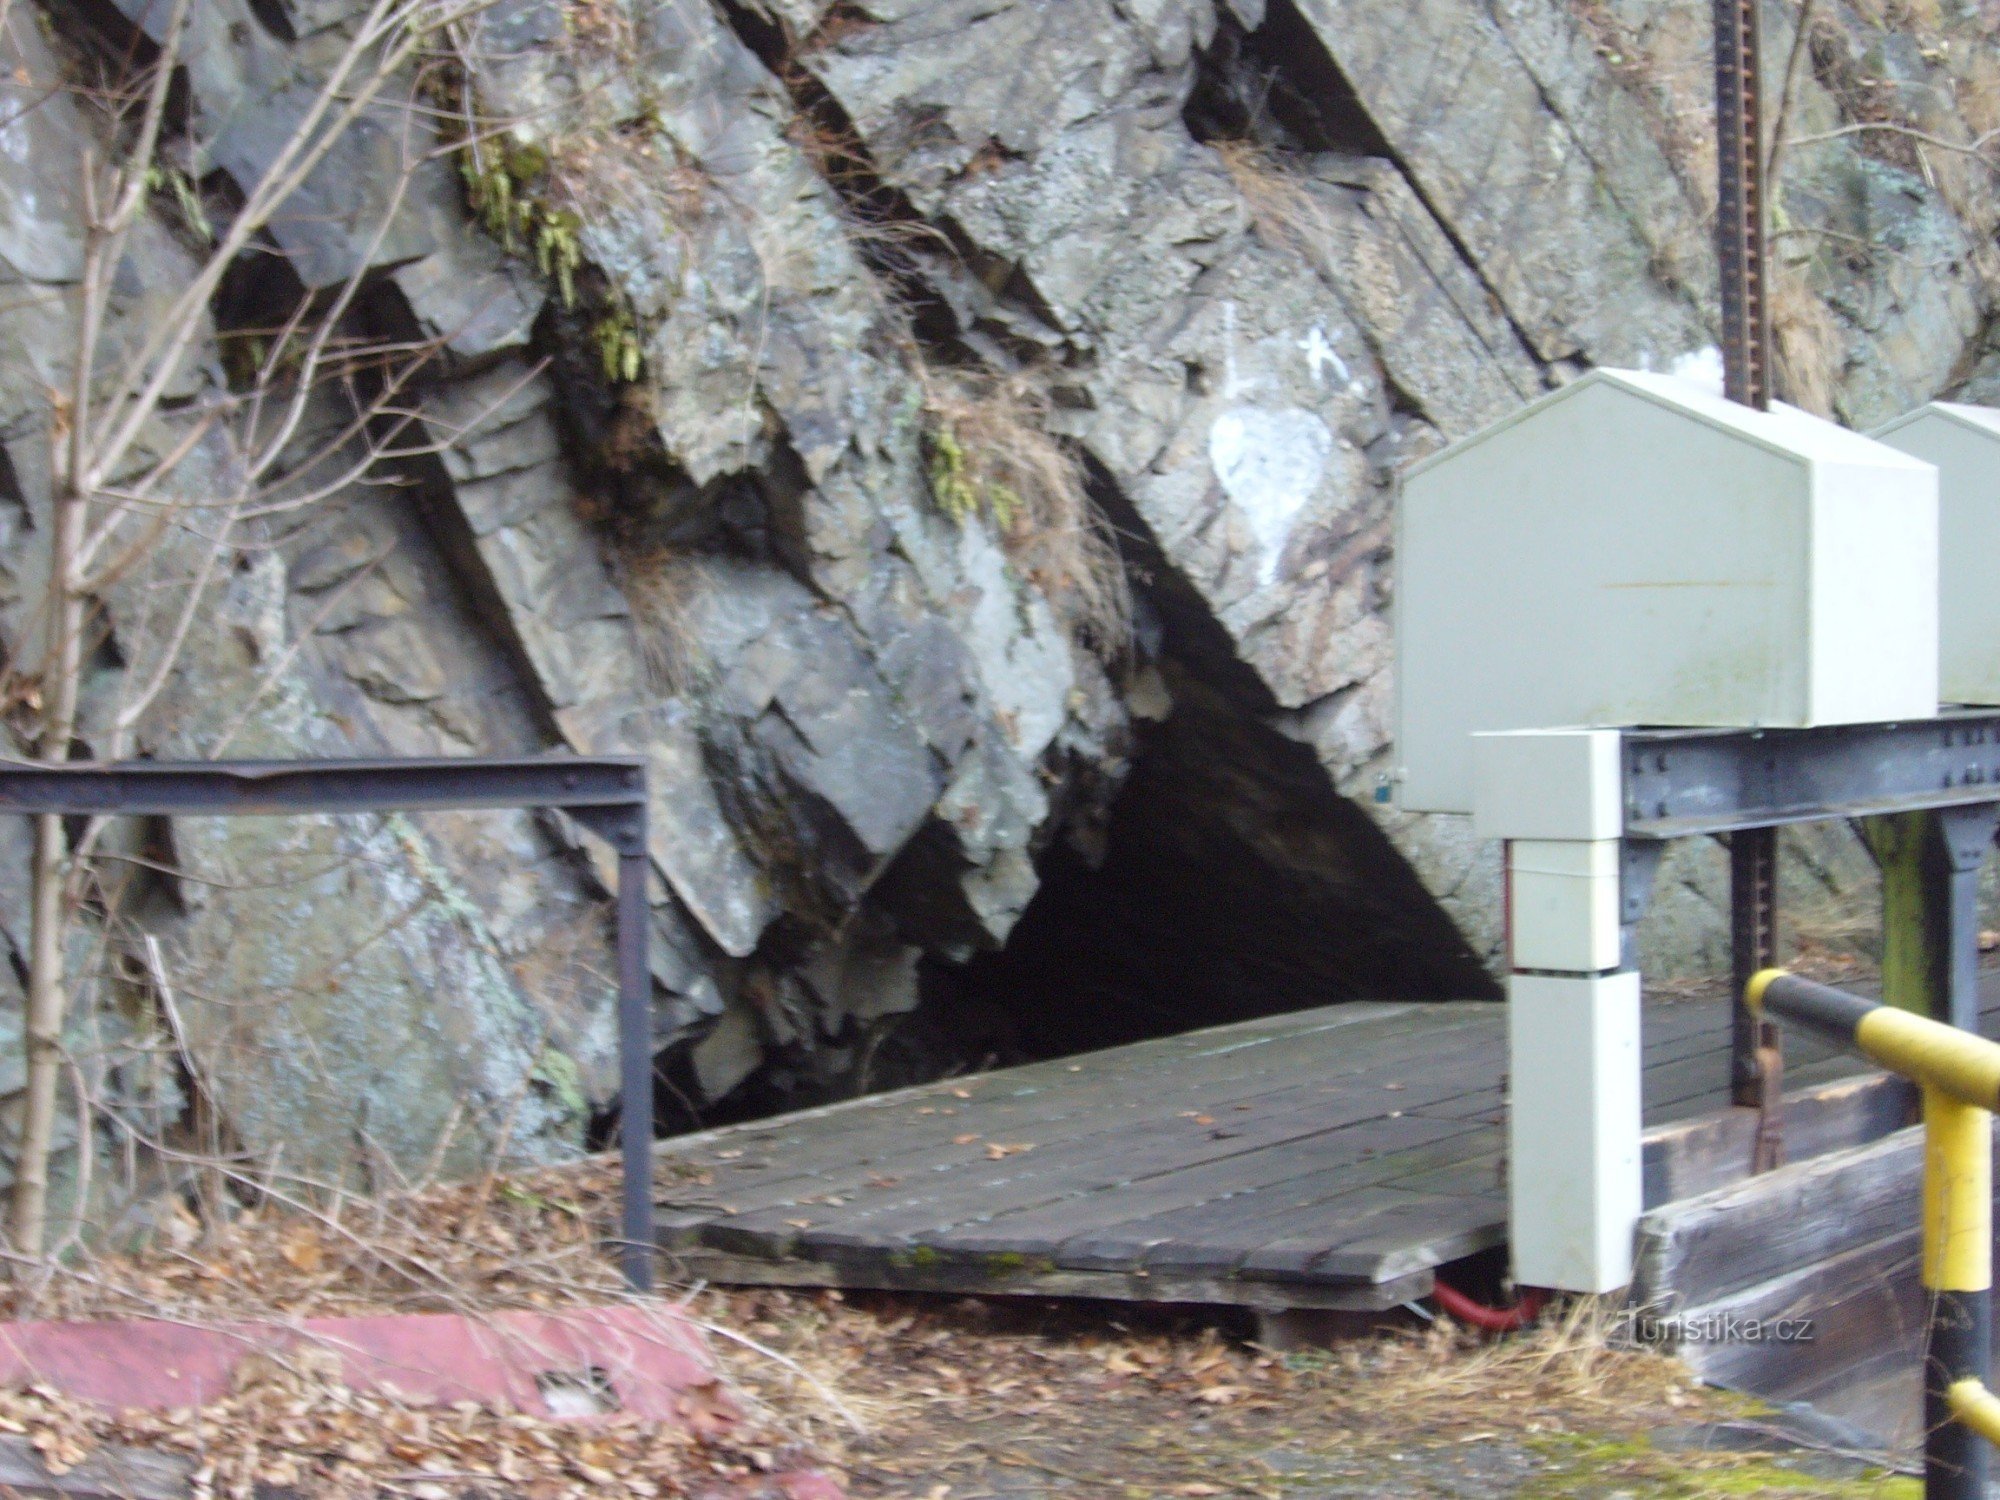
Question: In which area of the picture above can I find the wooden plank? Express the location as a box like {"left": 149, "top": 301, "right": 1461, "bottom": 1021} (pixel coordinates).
{"left": 1218, "top": 1185, "right": 1502, "bottom": 1281}
{"left": 774, "top": 1081, "right": 1495, "bottom": 1259}
{"left": 1128, "top": 1132, "right": 1504, "bottom": 1279}
{"left": 921, "top": 1117, "right": 1489, "bottom": 1261}
{"left": 1663, "top": 1228, "right": 1925, "bottom": 1405}
{"left": 1392, "top": 1148, "right": 1503, "bottom": 1198}
{"left": 1640, "top": 1071, "right": 1917, "bottom": 1206}
{"left": 634, "top": 978, "right": 2000, "bottom": 1324}
{"left": 1293, "top": 1192, "right": 1506, "bottom": 1282}
{"left": 685, "top": 1018, "right": 1511, "bottom": 1248}
{"left": 1630, "top": 1125, "right": 1937, "bottom": 1313}
{"left": 1640, "top": 1031, "right": 1859, "bottom": 1122}
{"left": 659, "top": 1246, "right": 1436, "bottom": 1312}
{"left": 1048, "top": 1127, "right": 1500, "bottom": 1273}
{"left": 658, "top": 1005, "right": 1502, "bottom": 1217}
{"left": 1405, "top": 1088, "right": 1503, "bottom": 1123}
{"left": 680, "top": 1057, "right": 1492, "bottom": 1252}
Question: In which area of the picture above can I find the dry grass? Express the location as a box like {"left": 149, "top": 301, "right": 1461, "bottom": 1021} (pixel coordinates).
{"left": 919, "top": 365, "right": 1130, "bottom": 657}
{"left": 1772, "top": 258, "right": 1846, "bottom": 416}
{"left": 711, "top": 1286, "right": 1911, "bottom": 1497}
{"left": 617, "top": 545, "right": 708, "bottom": 695}
{"left": 1212, "top": 138, "right": 1332, "bottom": 260}
{"left": 0, "top": 1153, "right": 1920, "bottom": 1497}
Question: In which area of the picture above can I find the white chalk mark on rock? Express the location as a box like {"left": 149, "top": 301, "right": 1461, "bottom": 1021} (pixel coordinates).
{"left": 1297, "top": 325, "right": 1347, "bottom": 388}
{"left": 1209, "top": 406, "right": 1335, "bottom": 584}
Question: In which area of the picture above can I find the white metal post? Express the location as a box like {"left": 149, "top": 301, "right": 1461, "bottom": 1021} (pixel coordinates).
{"left": 1474, "top": 730, "right": 1643, "bottom": 1293}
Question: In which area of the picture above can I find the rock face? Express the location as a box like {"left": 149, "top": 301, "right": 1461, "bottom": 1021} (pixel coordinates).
{"left": 0, "top": 0, "right": 1993, "bottom": 1210}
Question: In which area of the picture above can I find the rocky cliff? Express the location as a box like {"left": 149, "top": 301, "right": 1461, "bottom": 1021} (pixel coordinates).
{"left": 1, "top": 0, "right": 1994, "bottom": 1214}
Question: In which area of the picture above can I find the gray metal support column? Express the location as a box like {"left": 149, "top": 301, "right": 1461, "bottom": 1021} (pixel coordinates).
{"left": 1865, "top": 807, "right": 1998, "bottom": 1031}
{"left": 1937, "top": 806, "right": 1999, "bottom": 1035}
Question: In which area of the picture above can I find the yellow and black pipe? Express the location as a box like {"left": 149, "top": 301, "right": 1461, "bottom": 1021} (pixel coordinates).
{"left": 1747, "top": 970, "right": 1995, "bottom": 1499}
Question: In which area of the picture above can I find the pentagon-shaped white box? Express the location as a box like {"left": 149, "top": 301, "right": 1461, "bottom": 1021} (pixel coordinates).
{"left": 1396, "top": 369, "right": 1939, "bottom": 814}
{"left": 1872, "top": 402, "right": 2000, "bottom": 707}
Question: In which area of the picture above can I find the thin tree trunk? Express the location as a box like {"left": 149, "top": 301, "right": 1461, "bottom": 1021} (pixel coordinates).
{"left": 13, "top": 240, "right": 95, "bottom": 1265}
{"left": 1765, "top": 0, "right": 1820, "bottom": 196}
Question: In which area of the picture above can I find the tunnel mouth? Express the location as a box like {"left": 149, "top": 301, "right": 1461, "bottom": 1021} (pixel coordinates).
{"left": 914, "top": 660, "right": 1501, "bottom": 1066}
{"left": 684, "top": 572, "right": 1499, "bottom": 1133}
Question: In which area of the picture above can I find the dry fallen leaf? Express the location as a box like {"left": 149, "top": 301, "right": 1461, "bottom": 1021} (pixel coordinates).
{"left": 984, "top": 1143, "right": 1033, "bottom": 1160}
{"left": 277, "top": 1227, "right": 324, "bottom": 1274}
{"left": 953, "top": 1133, "right": 980, "bottom": 1146}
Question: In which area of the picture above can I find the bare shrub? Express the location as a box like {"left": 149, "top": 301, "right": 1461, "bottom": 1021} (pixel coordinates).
{"left": 4, "top": 0, "right": 513, "bottom": 1272}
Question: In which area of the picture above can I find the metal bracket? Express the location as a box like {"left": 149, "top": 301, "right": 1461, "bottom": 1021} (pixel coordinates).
{"left": 1937, "top": 803, "right": 2000, "bottom": 873}
{"left": 1619, "top": 838, "right": 1664, "bottom": 970}
{"left": 1713, "top": 0, "right": 1773, "bottom": 410}
{"left": 1729, "top": 826, "right": 1779, "bottom": 1109}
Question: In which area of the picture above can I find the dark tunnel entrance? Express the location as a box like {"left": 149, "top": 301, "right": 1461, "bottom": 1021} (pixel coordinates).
{"left": 922, "top": 662, "right": 1501, "bottom": 1065}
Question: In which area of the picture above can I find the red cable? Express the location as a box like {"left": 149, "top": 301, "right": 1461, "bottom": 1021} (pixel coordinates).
{"left": 1431, "top": 1278, "right": 1546, "bottom": 1332}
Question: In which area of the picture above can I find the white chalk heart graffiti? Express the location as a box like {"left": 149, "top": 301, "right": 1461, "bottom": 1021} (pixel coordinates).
{"left": 1208, "top": 406, "right": 1335, "bottom": 583}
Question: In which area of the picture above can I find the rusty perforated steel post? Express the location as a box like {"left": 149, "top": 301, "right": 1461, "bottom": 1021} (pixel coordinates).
{"left": 1716, "top": 0, "right": 1780, "bottom": 1140}
{"left": 1714, "top": 0, "right": 1773, "bottom": 410}
{"left": 1729, "top": 826, "right": 1778, "bottom": 1111}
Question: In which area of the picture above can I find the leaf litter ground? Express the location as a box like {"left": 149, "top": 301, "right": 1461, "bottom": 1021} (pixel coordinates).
{"left": 0, "top": 1151, "right": 1921, "bottom": 1499}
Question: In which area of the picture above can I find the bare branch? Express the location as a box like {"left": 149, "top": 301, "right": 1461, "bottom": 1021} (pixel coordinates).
{"left": 1785, "top": 120, "right": 2000, "bottom": 158}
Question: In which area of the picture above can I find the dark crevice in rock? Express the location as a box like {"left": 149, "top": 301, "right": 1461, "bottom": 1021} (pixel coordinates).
{"left": 242, "top": 0, "right": 298, "bottom": 44}
{"left": 712, "top": 0, "right": 974, "bottom": 357}
{"left": 1083, "top": 458, "right": 1274, "bottom": 717}
{"left": 1183, "top": 0, "right": 1389, "bottom": 156}
{"left": 532, "top": 294, "right": 808, "bottom": 583}
{"left": 717, "top": 0, "right": 1072, "bottom": 368}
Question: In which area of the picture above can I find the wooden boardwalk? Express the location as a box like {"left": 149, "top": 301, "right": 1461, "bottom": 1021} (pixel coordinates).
{"left": 650, "top": 995, "right": 1938, "bottom": 1313}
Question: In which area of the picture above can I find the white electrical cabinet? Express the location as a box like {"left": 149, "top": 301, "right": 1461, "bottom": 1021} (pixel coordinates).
{"left": 1872, "top": 402, "right": 2000, "bottom": 706}
{"left": 1396, "top": 369, "right": 1940, "bottom": 814}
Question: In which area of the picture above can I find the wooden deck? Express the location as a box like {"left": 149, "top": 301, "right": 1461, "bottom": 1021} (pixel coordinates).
{"left": 650, "top": 993, "right": 1951, "bottom": 1313}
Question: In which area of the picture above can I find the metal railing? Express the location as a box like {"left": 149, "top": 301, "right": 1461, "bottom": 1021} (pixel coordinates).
{"left": 0, "top": 758, "right": 657, "bottom": 1290}
{"left": 1747, "top": 969, "right": 2000, "bottom": 1498}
